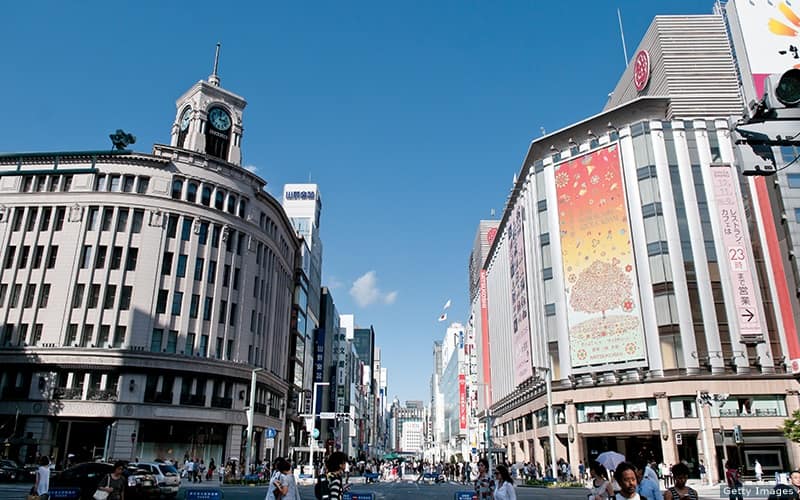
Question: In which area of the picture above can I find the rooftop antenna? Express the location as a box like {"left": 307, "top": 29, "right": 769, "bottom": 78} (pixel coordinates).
{"left": 209, "top": 43, "right": 221, "bottom": 86}
{"left": 617, "top": 8, "right": 629, "bottom": 68}
{"left": 540, "top": 126, "right": 546, "bottom": 136}
{"left": 490, "top": 208, "right": 496, "bottom": 218}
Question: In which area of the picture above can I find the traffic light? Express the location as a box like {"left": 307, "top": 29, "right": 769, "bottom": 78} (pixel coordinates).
{"left": 733, "top": 425, "right": 743, "bottom": 444}
{"left": 764, "top": 69, "right": 800, "bottom": 113}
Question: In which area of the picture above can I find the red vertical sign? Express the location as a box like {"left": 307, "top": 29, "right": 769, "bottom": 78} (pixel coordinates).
{"left": 458, "top": 374, "right": 467, "bottom": 430}
{"left": 479, "top": 270, "right": 492, "bottom": 406}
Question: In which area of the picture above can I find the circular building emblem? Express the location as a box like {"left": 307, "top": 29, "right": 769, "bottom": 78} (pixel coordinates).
{"left": 633, "top": 50, "right": 650, "bottom": 92}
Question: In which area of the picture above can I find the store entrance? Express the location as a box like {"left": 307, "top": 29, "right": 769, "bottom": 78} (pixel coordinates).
{"left": 676, "top": 433, "right": 700, "bottom": 478}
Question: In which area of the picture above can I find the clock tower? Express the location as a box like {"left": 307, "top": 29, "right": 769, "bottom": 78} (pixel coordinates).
{"left": 170, "top": 44, "right": 247, "bottom": 166}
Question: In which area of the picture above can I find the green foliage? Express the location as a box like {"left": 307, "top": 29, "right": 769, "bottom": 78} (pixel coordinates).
{"left": 782, "top": 409, "right": 800, "bottom": 443}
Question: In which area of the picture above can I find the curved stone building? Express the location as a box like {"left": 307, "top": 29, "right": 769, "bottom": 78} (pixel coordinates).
{"left": 0, "top": 67, "right": 299, "bottom": 467}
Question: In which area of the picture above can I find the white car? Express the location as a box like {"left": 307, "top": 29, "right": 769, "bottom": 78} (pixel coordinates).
{"left": 131, "top": 462, "right": 181, "bottom": 498}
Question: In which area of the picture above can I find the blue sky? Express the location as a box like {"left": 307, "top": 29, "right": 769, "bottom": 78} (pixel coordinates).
{"left": 5, "top": 1, "right": 710, "bottom": 403}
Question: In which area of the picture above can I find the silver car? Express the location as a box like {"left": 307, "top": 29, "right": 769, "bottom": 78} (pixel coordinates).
{"left": 131, "top": 462, "right": 180, "bottom": 498}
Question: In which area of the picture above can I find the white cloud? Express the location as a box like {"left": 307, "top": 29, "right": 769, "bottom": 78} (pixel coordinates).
{"left": 350, "top": 271, "right": 398, "bottom": 307}
{"left": 244, "top": 165, "right": 258, "bottom": 173}
{"left": 326, "top": 276, "right": 344, "bottom": 290}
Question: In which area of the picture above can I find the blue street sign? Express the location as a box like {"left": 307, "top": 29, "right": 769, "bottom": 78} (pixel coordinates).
{"left": 266, "top": 427, "right": 277, "bottom": 438}
{"left": 48, "top": 488, "right": 81, "bottom": 499}
{"left": 343, "top": 493, "right": 375, "bottom": 500}
{"left": 185, "top": 488, "right": 223, "bottom": 500}
{"left": 455, "top": 492, "right": 476, "bottom": 500}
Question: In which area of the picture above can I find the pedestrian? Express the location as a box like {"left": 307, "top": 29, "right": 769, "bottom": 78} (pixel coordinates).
{"left": 267, "top": 457, "right": 299, "bottom": 500}
{"left": 698, "top": 461, "right": 706, "bottom": 484}
{"left": 589, "top": 462, "right": 614, "bottom": 500}
{"left": 755, "top": 460, "right": 763, "bottom": 482}
{"left": 768, "top": 469, "right": 800, "bottom": 500}
{"left": 614, "top": 463, "right": 640, "bottom": 500}
{"left": 208, "top": 458, "right": 216, "bottom": 481}
{"left": 579, "top": 460, "right": 587, "bottom": 485}
{"left": 474, "top": 458, "right": 494, "bottom": 499}
{"left": 726, "top": 461, "right": 743, "bottom": 500}
{"left": 34, "top": 455, "right": 51, "bottom": 500}
{"left": 325, "top": 452, "right": 350, "bottom": 500}
{"left": 636, "top": 461, "right": 663, "bottom": 500}
{"left": 664, "top": 463, "right": 698, "bottom": 500}
{"left": 494, "top": 464, "right": 517, "bottom": 500}
{"left": 96, "top": 461, "right": 127, "bottom": 500}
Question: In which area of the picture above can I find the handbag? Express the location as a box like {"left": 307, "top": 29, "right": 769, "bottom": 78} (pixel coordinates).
{"left": 93, "top": 475, "right": 111, "bottom": 500}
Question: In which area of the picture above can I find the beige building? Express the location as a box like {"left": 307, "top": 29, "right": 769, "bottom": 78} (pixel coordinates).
{"left": 0, "top": 63, "right": 299, "bottom": 466}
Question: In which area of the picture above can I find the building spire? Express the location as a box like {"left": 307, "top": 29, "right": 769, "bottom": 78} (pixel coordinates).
{"left": 209, "top": 43, "right": 221, "bottom": 86}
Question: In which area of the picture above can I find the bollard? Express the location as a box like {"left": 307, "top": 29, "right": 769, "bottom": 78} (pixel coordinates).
{"left": 46, "top": 487, "right": 81, "bottom": 500}
{"left": 185, "top": 487, "right": 224, "bottom": 500}
{"left": 454, "top": 491, "right": 477, "bottom": 500}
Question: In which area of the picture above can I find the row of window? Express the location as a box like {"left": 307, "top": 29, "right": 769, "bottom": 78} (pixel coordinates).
{"left": 19, "top": 174, "right": 73, "bottom": 193}
{"left": 87, "top": 207, "right": 145, "bottom": 233}
{"left": 3, "top": 245, "right": 59, "bottom": 270}
{"left": 171, "top": 177, "right": 248, "bottom": 218}
{"left": 154, "top": 289, "right": 238, "bottom": 325}
{"left": 1, "top": 323, "right": 44, "bottom": 346}
{"left": 64, "top": 324, "right": 126, "bottom": 348}
{"left": 161, "top": 251, "right": 239, "bottom": 286}
{"left": 72, "top": 283, "right": 133, "bottom": 310}
{"left": 94, "top": 174, "right": 149, "bottom": 194}
{"left": 0, "top": 283, "right": 51, "bottom": 309}
{"left": 165, "top": 214, "right": 246, "bottom": 254}
{"left": 6, "top": 206, "right": 66, "bottom": 232}
{"left": 78, "top": 245, "right": 138, "bottom": 271}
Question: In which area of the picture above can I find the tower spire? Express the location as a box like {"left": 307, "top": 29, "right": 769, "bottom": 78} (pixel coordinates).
{"left": 209, "top": 43, "right": 221, "bottom": 86}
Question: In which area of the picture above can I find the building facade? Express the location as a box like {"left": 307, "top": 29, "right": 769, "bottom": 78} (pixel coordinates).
{"left": 482, "top": 13, "right": 800, "bottom": 484}
{"left": 0, "top": 67, "right": 299, "bottom": 466}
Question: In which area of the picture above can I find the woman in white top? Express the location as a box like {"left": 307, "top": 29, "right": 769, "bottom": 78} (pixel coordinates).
{"left": 589, "top": 462, "right": 614, "bottom": 500}
{"left": 494, "top": 464, "right": 517, "bottom": 500}
{"left": 35, "top": 456, "right": 51, "bottom": 500}
{"left": 265, "top": 458, "right": 290, "bottom": 500}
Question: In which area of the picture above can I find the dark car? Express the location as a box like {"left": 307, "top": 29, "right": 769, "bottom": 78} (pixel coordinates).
{"left": 0, "top": 459, "right": 25, "bottom": 482}
{"left": 49, "top": 462, "right": 160, "bottom": 500}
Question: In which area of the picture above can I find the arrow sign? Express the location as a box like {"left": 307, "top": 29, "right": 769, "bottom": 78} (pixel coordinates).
{"left": 742, "top": 309, "right": 755, "bottom": 322}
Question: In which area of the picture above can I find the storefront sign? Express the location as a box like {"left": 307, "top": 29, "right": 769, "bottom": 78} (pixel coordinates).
{"left": 633, "top": 50, "right": 651, "bottom": 91}
{"left": 459, "top": 374, "right": 467, "bottom": 430}
{"left": 555, "top": 145, "right": 647, "bottom": 369}
{"left": 285, "top": 190, "right": 316, "bottom": 201}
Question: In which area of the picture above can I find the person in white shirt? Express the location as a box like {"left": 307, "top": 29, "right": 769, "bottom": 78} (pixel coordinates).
{"left": 35, "top": 456, "right": 50, "bottom": 500}
{"left": 614, "top": 463, "right": 641, "bottom": 500}
{"left": 494, "top": 464, "right": 517, "bottom": 500}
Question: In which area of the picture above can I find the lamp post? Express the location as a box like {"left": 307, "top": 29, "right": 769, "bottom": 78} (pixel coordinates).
{"left": 697, "top": 391, "right": 729, "bottom": 485}
{"left": 245, "top": 367, "right": 264, "bottom": 475}
{"left": 310, "top": 382, "right": 329, "bottom": 473}
{"left": 540, "top": 364, "right": 558, "bottom": 482}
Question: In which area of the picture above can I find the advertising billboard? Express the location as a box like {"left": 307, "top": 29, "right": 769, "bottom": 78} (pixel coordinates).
{"left": 554, "top": 145, "right": 647, "bottom": 369}
{"left": 458, "top": 374, "right": 467, "bottom": 430}
{"left": 479, "top": 270, "right": 492, "bottom": 406}
{"left": 508, "top": 203, "right": 534, "bottom": 384}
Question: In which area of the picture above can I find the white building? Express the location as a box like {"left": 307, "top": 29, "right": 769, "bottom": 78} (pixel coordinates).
{"left": 0, "top": 60, "right": 299, "bottom": 466}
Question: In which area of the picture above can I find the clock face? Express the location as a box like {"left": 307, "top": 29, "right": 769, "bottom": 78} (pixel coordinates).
{"left": 208, "top": 108, "right": 232, "bottom": 131}
{"left": 180, "top": 108, "right": 192, "bottom": 131}
{"left": 633, "top": 50, "right": 650, "bottom": 92}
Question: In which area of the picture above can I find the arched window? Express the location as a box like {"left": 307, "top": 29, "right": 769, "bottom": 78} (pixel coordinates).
{"left": 171, "top": 178, "right": 184, "bottom": 200}
{"left": 227, "top": 194, "right": 237, "bottom": 214}
{"left": 205, "top": 107, "right": 232, "bottom": 161}
{"left": 177, "top": 107, "right": 192, "bottom": 148}
{"left": 201, "top": 186, "right": 212, "bottom": 206}
{"left": 187, "top": 182, "right": 198, "bottom": 203}
{"left": 215, "top": 190, "right": 226, "bottom": 210}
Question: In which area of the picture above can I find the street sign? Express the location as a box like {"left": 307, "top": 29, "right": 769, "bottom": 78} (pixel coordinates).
{"left": 312, "top": 428, "right": 320, "bottom": 439}
{"left": 319, "top": 411, "right": 337, "bottom": 420}
{"left": 675, "top": 432, "right": 682, "bottom": 445}
{"left": 454, "top": 492, "right": 476, "bottom": 500}
{"left": 266, "top": 427, "right": 277, "bottom": 438}
{"left": 48, "top": 488, "right": 81, "bottom": 499}
{"left": 186, "top": 489, "right": 223, "bottom": 500}
{"left": 266, "top": 438, "right": 275, "bottom": 449}
{"left": 343, "top": 494, "right": 375, "bottom": 500}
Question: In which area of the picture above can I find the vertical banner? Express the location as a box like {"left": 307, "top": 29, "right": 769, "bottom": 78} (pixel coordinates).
{"left": 458, "top": 374, "right": 467, "bottom": 430}
{"left": 710, "top": 164, "right": 763, "bottom": 342}
{"left": 555, "top": 145, "right": 646, "bottom": 369}
{"left": 479, "top": 270, "right": 492, "bottom": 406}
{"left": 508, "top": 203, "right": 534, "bottom": 384}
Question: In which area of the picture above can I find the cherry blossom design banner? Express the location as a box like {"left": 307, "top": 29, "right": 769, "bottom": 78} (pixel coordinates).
{"left": 554, "top": 145, "right": 646, "bottom": 369}
{"left": 508, "top": 202, "right": 534, "bottom": 385}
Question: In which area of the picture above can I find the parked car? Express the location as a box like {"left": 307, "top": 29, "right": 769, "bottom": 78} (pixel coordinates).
{"left": 0, "top": 459, "right": 24, "bottom": 482}
{"left": 49, "top": 462, "right": 160, "bottom": 500}
{"left": 130, "top": 462, "right": 181, "bottom": 498}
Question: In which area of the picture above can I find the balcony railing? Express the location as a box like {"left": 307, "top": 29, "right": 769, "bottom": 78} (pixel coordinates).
{"left": 87, "top": 388, "right": 118, "bottom": 401}
{"left": 719, "top": 408, "right": 784, "bottom": 417}
{"left": 180, "top": 393, "right": 206, "bottom": 406}
{"left": 269, "top": 407, "right": 281, "bottom": 418}
{"left": 583, "top": 411, "right": 653, "bottom": 423}
{"left": 54, "top": 387, "right": 82, "bottom": 400}
{"left": 144, "top": 391, "right": 173, "bottom": 404}
{"left": 254, "top": 402, "right": 267, "bottom": 414}
{"left": 211, "top": 396, "right": 233, "bottom": 409}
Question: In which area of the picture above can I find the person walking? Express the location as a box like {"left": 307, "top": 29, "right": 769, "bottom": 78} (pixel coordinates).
{"left": 34, "top": 455, "right": 51, "bottom": 500}
{"left": 324, "top": 452, "right": 350, "bottom": 500}
{"left": 474, "top": 458, "right": 494, "bottom": 499}
{"left": 614, "top": 463, "right": 641, "bottom": 500}
{"left": 97, "top": 461, "right": 127, "bottom": 500}
{"left": 664, "top": 463, "right": 698, "bottom": 500}
{"left": 755, "top": 460, "right": 763, "bottom": 482}
{"left": 267, "top": 458, "right": 300, "bottom": 500}
{"left": 494, "top": 464, "right": 517, "bottom": 500}
{"left": 589, "top": 462, "right": 614, "bottom": 500}
{"left": 725, "top": 461, "right": 743, "bottom": 500}
{"left": 636, "top": 461, "right": 663, "bottom": 500}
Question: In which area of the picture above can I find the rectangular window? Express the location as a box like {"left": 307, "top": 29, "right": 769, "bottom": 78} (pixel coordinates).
{"left": 0, "top": 284, "right": 6, "bottom": 307}
{"left": 207, "top": 260, "right": 216, "bottom": 284}
{"left": 229, "top": 303, "right": 237, "bottom": 326}
{"left": 237, "top": 233, "right": 245, "bottom": 255}
{"left": 216, "top": 337, "right": 223, "bottom": 359}
{"left": 98, "top": 325, "right": 110, "bottom": 347}
{"left": 80, "top": 324, "right": 93, "bottom": 347}
{"left": 223, "top": 264, "right": 231, "bottom": 287}
{"left": 181, "top": 218, "right": 192, "bottom": 241}
{"left": 162, "top": 251, "right": 174, "bottom": 275}
{"left": 194, "top": 258, "right": 204, "bottom": 281}
{"left": 171, "top": 291, "right": 183, "bottom": 316}
{"left": 253, "top": 277, "right": 259, "bottom": 298}
{"left": 122, "top": 175, "right": 135, "bottom": 193}
{"left": 35, "top": 176, "right": 47, "bottom": 192}
{"left": 23, "top": 284, "right": 36, "bottom": 308}
{"left": 113, "top": 326, "right": 126, "bottom": 347}
{"left": 131, "top": 209, "right": 144, "bottom": 233}
{"left": 250, "top": 310, "right": 256, "bottom": 332}
{"left": 103, "top": 285, "right": 116, "bottom": 309}
{"left": 46, "top": 246, "right": 58, "bottom": 269}
{"left": 40, "top": 207, "right": 52, "bottom": 231}
{"left": 199, "top": 335, "right": 209, "bottom": 357}
{"left": 190, "top": 294, "right": 200, "bottom": 318}
{"left": 31, "top": 324, "right": 43, "bottom": 346}
{"left": 88, "top": 284, "right": 101, "bottom": 308}
{"left": 166, "top": 330, "right": 178, "bottom": 353}
{"left": 54, "top": 207, "right": 66, "bottom": 231}
{"left": 38, "top": 284, "right": 50, "bottom": 308}
{"left": 18, "top": 246, "right": 29, "bottom": 269}
{"left": 203, "top": 297, "right": 213, "bottom": 321}
{"left": 110, "top": 246, "right": 123, "bottom": 270}
{"left": 198, "top": 222, "right": 209, "bottom": 245}
{"left": 185, "top": 332, "right": 196, "bottom": 355}
{"left": 156, "top": 290, "right": 168, "bottom": 314}
{"left": 226, "top": 340, "right": 233, "bottom": 360}
{"left": 95, "top": 174, "right": 107, "bottom": 191}
{"left": 233, "top": 268, "right": 240, "bottom": 290}
{"left": 136, "top": 176, "right": 150, "bottom": 194}
{"left": 3, "top": 246, "right": 15, "bottom": 269}
{"left": 101, "top": 208, "right": 113, "bottom": 231}
{"left": 211, "top": 225, "right": 220, "bottom": 248}
{"left": 166, "top": 215, "right": 178, "bottom": 238}
{"left": 126, "top": 248, "right": 138, "bottom": 271}
{"left": 120, "top": 286, "right": 132, "bottom": 310}
{"left": 218, "top": 300, "right": 227, "bottom": 324}
{"left": 95, "top": 245, "right": 107, "bottom": 268}
{"left": 796, "top": 208, "right": 800, "bottom": 223}
{"left": 116, "top": 208, "right": 129, "bottom": 232}
{"left": 32, "top": 246, "right": 44, "bottom": 269}
{"left": 9, "top": 284, "right": 21, "bottom": 308}
{"left": 150, "top": 329, "right": 163, "bottom": 352}
{"left": 786, "top": 174, "right": 799, "bottom": 188}
{"left": 226, "top": 230, "right": 235, "bottom": 253}
{"left": 65, "top": 324, "right": 78, "bottom": 346}
{"left": 17, "top": 324, "right": 28, "bottom": 346}
{"left": 11, "top": 208, "right": 22, "bottom": 231}
{"left": 26, "top": 208, "right": 38, "bottom": 231}
{"left": 73, "top": 284, "right": 85, "bottom": 308}
{"left": 176, "top": 254, "right": 188, "bottom": 278}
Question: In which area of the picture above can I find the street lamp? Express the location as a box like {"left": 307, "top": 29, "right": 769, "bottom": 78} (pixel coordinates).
{"left": 697, "top": 391, "right": 729, "bottom": 485}
{"left": 538, "top": 363, "right": 558, "bottom": 483}
{"left": 245, "top": 367, "right": 264, "bottom": 475}
{"left": 309, "top": 382, "right": 330, "bottom": 473}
